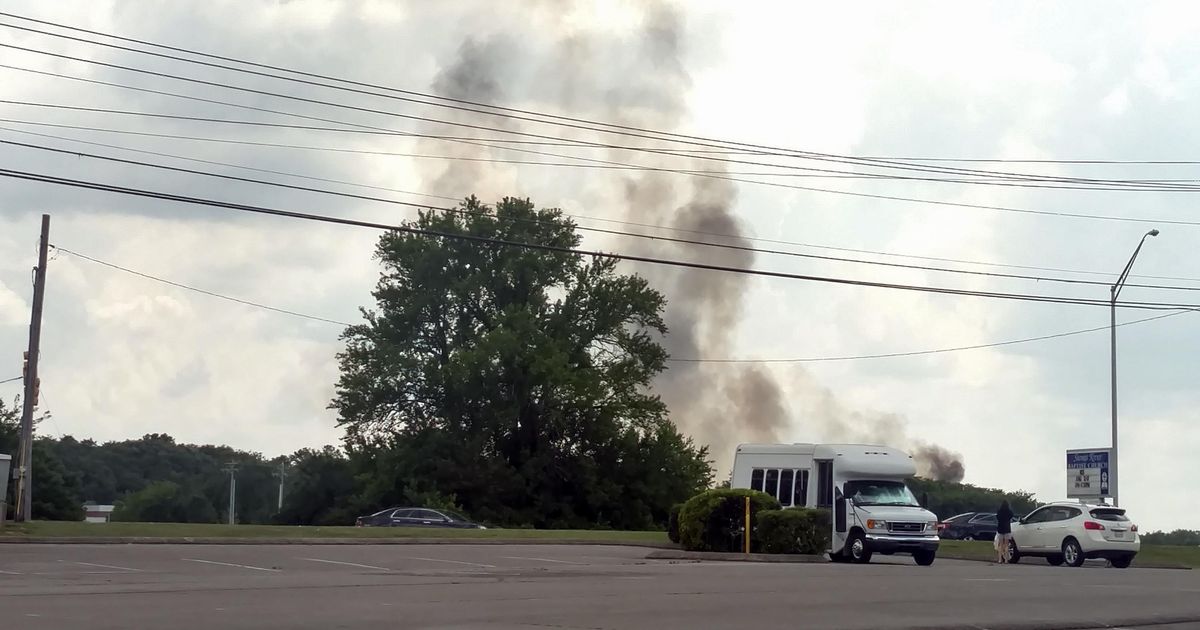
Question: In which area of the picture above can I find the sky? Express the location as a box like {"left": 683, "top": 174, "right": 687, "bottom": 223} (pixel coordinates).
{"left": 0, "top": 0, "right": 1198, "bottom": 531}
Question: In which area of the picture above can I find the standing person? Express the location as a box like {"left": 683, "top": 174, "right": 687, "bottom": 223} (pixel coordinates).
{"left": 995, "top": 500, "right": 1015, "bottom": 564}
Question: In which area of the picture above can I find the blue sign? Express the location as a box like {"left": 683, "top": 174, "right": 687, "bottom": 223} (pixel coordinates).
{"left": 1066, "top": 450, "right": 1110, "bottom": 497}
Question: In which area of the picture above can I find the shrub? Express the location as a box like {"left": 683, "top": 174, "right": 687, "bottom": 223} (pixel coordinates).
{"left": 667, "top": 503, "right": 683, "bottom": 544}
{"left": 678, "top": 488, "right": 781, "bottom": 552}
{"left": 757, "top": 507, "right": 832, "bottom": 554}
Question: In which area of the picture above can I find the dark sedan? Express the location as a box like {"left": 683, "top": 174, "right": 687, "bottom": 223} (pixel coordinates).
{"left": 940, "top": 512, "right": 1015, "bottom": 540}
{"left": 355, "top": 507, "right": 486, "bottom": 529}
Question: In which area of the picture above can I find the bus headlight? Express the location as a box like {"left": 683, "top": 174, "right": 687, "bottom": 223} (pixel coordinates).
{"left": 866, "top": 519, "right": 888, "bottom": 531}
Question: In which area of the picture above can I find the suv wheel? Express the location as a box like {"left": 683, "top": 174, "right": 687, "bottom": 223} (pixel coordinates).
{"left": 1062, "top": 538, "right": 1085, "bottom": 567}
{"left": 1046, "top": 555, "right": 1064, "bottom": 566}
{"left": 1007, "top": 539, "right": 1022, "bottom": 564}
{"left": 1110, "top": 555, "right": 1134, "bottom": 569}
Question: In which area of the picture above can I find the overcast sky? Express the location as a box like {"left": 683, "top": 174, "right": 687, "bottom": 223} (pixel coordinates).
{"left": 1, "top": 0, "right": 1198, "bottom": 531}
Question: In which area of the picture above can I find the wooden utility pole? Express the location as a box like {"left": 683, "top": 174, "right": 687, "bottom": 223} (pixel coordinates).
{"left": 15, "top": 214, "right": 49, "bottom": 523}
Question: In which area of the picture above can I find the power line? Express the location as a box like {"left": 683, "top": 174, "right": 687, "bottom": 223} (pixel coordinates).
{"left": 4, "top": 63, "right": 1200, "bottom": 227}
{"left": 668, "top": 310, "right": 1192, "bottom": 363}
{"left": 6, "top": 135, "right": 1197, "bottom": 293}
{"left": 3, "top": 41, "right": 1200, "bottom": 195}
{"left": 0, "top": 375, "right": 22, "bottom": 385}
{"left": 4, "top": 14, "right": 1200, "bottom": 187}
{"left": 1, "top": 112, "right": 1196, "bottom": 285}
{"left": 50, "top": 243, "right": 1195, "bottom": 365}
{"left": 3, "top": 166, "right": 1200, "bottom": 312}
{"left": 0, "top": 124, "right": 460, "bottom": 203}
{"left": 52, "top": 246, "right": 353, "bottom": 327}
{"left": 4, "top": 113, "right": 1104, "bottom": 184}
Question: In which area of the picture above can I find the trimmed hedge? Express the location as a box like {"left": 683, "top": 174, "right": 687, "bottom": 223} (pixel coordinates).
{"left": 667, "top": 503, "right": 683, "bottom": 544}
{"left": 757, "top": 507, "right": 832, "bottom": 555}
{"left": 678, "top": 488, "right": 781, "bottom": 552}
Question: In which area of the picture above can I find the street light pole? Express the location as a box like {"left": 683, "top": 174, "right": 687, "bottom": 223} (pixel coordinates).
{"left": 1110, "top": 228, "right": 1159, "bottom": 507}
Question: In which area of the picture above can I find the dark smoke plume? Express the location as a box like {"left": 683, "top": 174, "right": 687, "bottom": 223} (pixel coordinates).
{"left": 416, "top": 0, "right": 964, "bottom": 481}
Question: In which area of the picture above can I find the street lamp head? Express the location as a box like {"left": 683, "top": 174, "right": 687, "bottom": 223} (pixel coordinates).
{"left": 1148, "top": 229, "right": 1160, "bottom": 237}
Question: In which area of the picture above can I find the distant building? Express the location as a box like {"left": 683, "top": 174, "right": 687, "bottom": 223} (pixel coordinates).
{"left": 83, "top": 504, "right": 115, "bottom": 523}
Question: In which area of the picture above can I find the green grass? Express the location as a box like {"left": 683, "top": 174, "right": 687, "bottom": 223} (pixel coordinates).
{"left": 938, "top": 539, "right": 1199, "bottom": 569}
{"left": 0, "top": 520, "right": 670, "bottom": 544}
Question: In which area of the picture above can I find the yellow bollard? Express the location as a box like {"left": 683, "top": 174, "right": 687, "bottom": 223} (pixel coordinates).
{"left": 744, "top": 496, "right": 751, "bottom": 554}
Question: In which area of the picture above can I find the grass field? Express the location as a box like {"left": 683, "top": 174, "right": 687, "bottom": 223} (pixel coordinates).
{"left": 939, "top": 539, "right": 1199, "bottom": 569}
{"left": 0, "top": 520, "right": 670, "bottom": 544}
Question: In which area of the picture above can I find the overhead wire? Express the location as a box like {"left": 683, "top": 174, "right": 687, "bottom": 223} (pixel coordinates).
{"left": 50, "top": 246, "right": 1193, "bottom": 364}
{"left": 0, "top": 64, "right": 1197, "bottom": 227}
{"left": 6, "top": 134, "right": 1199, "bottom": 293}
{"left": 4, "top": 119, "right": 1196, "bottom": 284}
{"left": 667, "top": 309, "right": 1193, "bottom": 363}
{"left": 52, "top": 246, "right": 353, "bottom": 326}
{"left": 3, "top": 38, "right": 1200, "bottom": 193}
{"left": 3, "top": 167, "right": 1200, "bottom": 312}
{"left": 4, "top": 14, "right": 1200, "bottom": 187}
{"left": 0, "top": 375, "right": 23, "bottom": 385}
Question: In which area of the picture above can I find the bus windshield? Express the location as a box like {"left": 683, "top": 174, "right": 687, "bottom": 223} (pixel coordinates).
{"left": 845, "top": 480, "right": 921, "bottom": 507}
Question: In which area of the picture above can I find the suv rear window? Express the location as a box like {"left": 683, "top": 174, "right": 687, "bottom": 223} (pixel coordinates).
{"left": 1090, "top": 508, "right": 1129, "bottom": 522}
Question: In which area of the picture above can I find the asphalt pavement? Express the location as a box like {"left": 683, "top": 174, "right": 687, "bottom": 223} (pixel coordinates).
{"left": 2, "top": 543, "right": 1199, "bottom": 629}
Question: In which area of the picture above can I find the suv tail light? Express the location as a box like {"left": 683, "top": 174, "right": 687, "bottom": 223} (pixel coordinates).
{"left": 1131, "top": 524, "right": 1138, "bottom": 532}
{"left": 1083, "top": 521, "right": 1106, "bottom": 531}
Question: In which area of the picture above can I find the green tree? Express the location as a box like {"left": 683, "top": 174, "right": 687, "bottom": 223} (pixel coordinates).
{"left": 333, "top": 196, "right": 711, "bottom": 529}
{"left": 1, "top": 398, "right": 82, "bottom": 521}
{"left": 907, "top": 477, "right": 1038, "bottom": 519}
{"left": 111, "top": 480, "right": 217, "bottom": 523}
{"left": 275, "top": 446, "right": 357, "bottom": 526}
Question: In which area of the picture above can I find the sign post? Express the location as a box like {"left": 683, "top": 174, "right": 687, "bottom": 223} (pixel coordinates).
{"left": 1066, "top": 448, "right": 1113, "bottom": 501}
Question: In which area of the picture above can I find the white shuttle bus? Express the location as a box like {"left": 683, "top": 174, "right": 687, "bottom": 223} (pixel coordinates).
{"left": 731, "top": 443, "right": 940, "bottom": 565}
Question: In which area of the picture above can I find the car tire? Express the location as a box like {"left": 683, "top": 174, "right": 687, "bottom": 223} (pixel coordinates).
{"left": 1046, "top": 555, "right": 1064, "bottom": 566}
{"left": 1007, "top": 539, "right": 1022, "bottom": 564}
{"left": 913, "top": 550, "right": 936, "bottom": 566}
{"left": 1110, "top": 555, "right": 1134, "bottom": 569}
{"left": 847, "top": 531, "right": 872, "bottom": 564}
{"left": 829, "top": 551, "right": 850, "bottom": 563}
{"left": 1062, "top": 538, "right": 1085, "bottom": 568}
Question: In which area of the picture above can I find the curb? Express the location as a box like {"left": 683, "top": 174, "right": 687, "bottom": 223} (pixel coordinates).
{"left": 645, "top": 549, "right": 827, "bottom": 563}
{"left": 0, "top": 536, "right": 675, "bottom": 548}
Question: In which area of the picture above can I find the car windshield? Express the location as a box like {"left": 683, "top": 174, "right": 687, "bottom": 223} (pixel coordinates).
{"left": 845, "top": 480, "right": 921, "bottom": 507}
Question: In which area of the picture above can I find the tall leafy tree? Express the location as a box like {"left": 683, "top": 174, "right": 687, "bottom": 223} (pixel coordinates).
{"left": 275, "top": 446, "right": 357, "bottom": 526}
{"left": 1, "top": 397, "right": 83, "bottom": 521}
{"left": 333, "top": 197, "right": 711, "bottom": 528}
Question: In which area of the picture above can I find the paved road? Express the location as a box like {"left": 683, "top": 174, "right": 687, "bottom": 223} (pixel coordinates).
{"left": 2, "top": 544, "right": 1198, "bottom": 629}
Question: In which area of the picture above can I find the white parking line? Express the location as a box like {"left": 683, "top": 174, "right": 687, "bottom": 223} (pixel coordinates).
{"left": 965, "top": 578, "right": 1011, "bottom": 582}
{"left": 299, "top": 558, "right": 391, "bottom": 571}
{"left": 63, "top": 560, "right": 143, "bottom": 572}
{"left": 0, "top": 569, "right": 22, "bottom": 575}
{"left": 404, "top": 556, "right": 496, "bottom": 568}
{"left": 182, "top": 558, "right": 280, "bottom": 572}
{"left": 501, "top": 556, "right": 586, "bottom": 565}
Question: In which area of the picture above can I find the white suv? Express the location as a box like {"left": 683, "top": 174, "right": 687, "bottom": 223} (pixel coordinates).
{"left": 1009, "top": 501, "right": 1139, "bottom": 568}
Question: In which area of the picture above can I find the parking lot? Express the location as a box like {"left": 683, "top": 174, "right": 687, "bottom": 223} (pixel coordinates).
{"left": 2, "top": 543, "right": 1199, "bottom": 629}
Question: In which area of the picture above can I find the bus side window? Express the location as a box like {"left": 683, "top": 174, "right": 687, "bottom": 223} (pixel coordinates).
{"left": 750, "top": 468, "right": 764, "bottom": 492}
{"left": 793, "top": 470, "right": 809, "bottom": 507}
{"left": 779, "top": 469, "right": 795, "bottom": 506}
